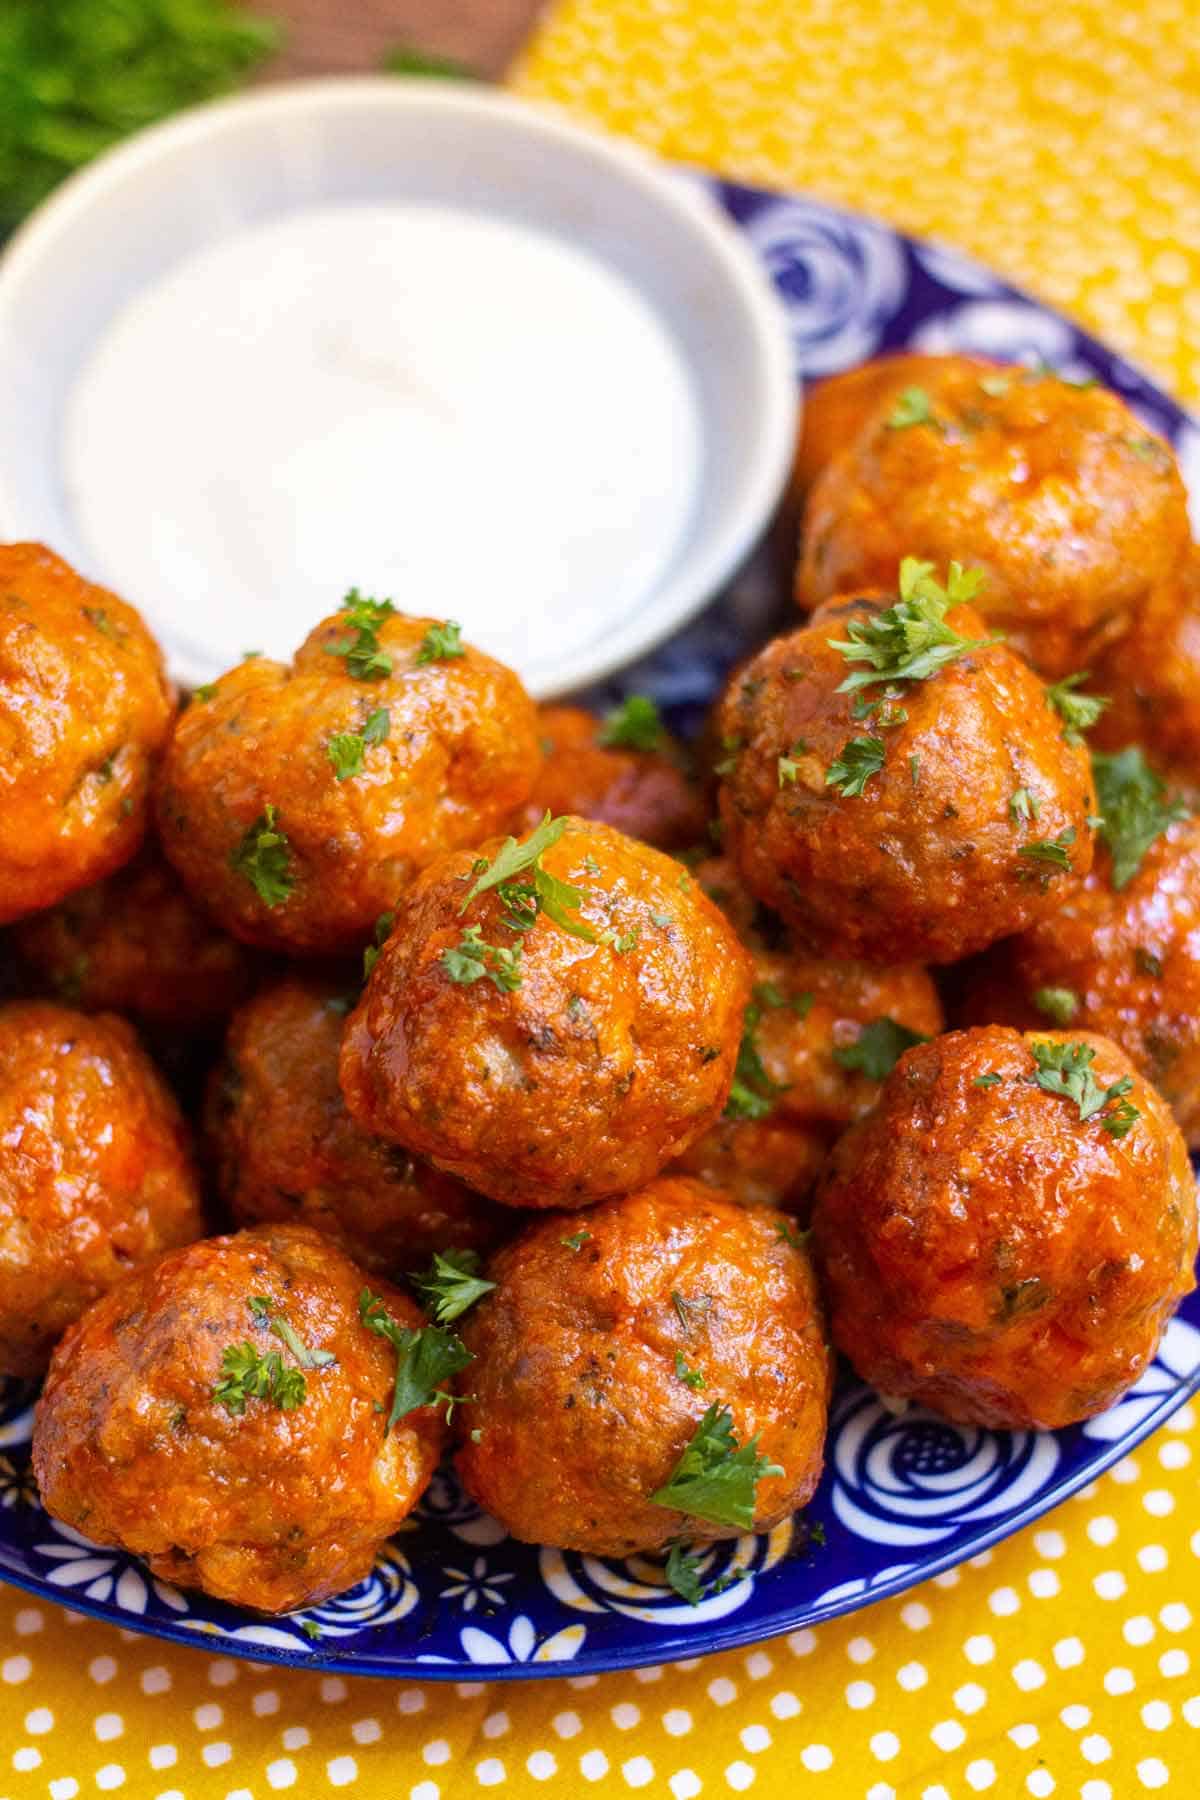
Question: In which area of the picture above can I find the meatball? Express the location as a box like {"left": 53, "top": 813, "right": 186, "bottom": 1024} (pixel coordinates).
{"left": 207, "top": 975, "right": 510, "bottom": 1273}
{"left": 959, "top": 802, "right": 1200, "bottom": 1146}
{"left": 33, "top": 1224, "right": 445, "bottom": 1613}
{"left": 813, "top": 1026, "right": 1197, "bottom": 1429}
{"left": 790, "top": 353, "right": 991, "bottom": 498}
{"left": 0, "top": 543, "right": 174, "bottom": 924}
{"left": 670, "top": 1115, "right": 829, "bottom": 1212}
{"left": 0, "top": 1001, "right": 203, "bottom": 1375}
{"left": 156, "top": 601, "right": 541, "bottom": 956}
{"left": 513, "top": 702, "right": 706, "bottom": 850}
{"left": 797, "top": 365, "right": 1190, "bottom": 676}
{"left": 12, "top": 845, "right": 259, "bottom": 1028}
{"left": 717, "top": 573, "right": 1097, "bottom": 963}
{"left": 339, "top": 816, "right": 753, "bottom": 1207}
{"left": 455, "top": 1177, "right": 831, "bottom": 1555}
{"left": 1091, "top": 545, "right": 1200, "bottom": 789}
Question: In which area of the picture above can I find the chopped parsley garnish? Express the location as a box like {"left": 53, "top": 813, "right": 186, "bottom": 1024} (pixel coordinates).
{"left": 459, "top": 814, "right": 596, "bottom": 942}
{"left": 909, "top": 754, "right": 920, "bottom": 788}
{"left": 411, "top": 1249, "right": 495, "bottom": 1324}
{"left": 598, "top": 695, "right": 665, "bottom": 751}
{"left": 974, "top": 1072, "right": 1003, "bottom": 1089}
{"left": 1028, "top": 1041, "right": 1139, "bottom": 1136}
{"left": 324, "top": 590, "right": 396, "bottom": 680}
{"left": 212, "top": 1343, "right": 306, "bottom": 1415}
{"left": 603, "top": 926, "right": 641, "bottom": 954}
{"left": 650, "top": 910, "right": 672, "bottom": 929}
{"left": 561, "top": 1229, "right": 592, "bottom": 1252}
{"left": 1135, "top": 948, "right": 1164, "bottom": 979}
{"left": 441, "top": 925, "right": 523, "bottom": 993}
{"left": 671, "top": 1291, "right": 713, "bottom": 1332}
{"left": 674, "top": 1351, "right": 706, "bottom": 1390}
{"left": 1045, "top": 671, "right": 1109, "bottom": 745}
{"left": 82, "top": 605, "right": 123, "bottom": 640}
{"left": 325, "top": 728, "right": 375, "bottom": 781}
{"left": 1033, "top": 986, "right": 1080, "bottom": 1024}
{"left": 362, "top": 911, "right": 394, "bottom": 981}
{"left": 724, "top": 997, "right": 782, "bottom": 1120}
{"left": 415, "top": 619, "right": 465, "bottom": 664}
{"left": 775, "top": 1219, "right": 808, "bottom": 1250}
{"left": 247, "top": 1296, "right": 336, "bottom": 1371}
{"left": 664, "top": 1542, "right": 705, "bottom": 1605}
{"left": 886, "top": 386, "right": 935, "bottom": 429}
{"left": 1092, "top": 747, "right": 1189, "bottom": 889}
{"left": 714, "top": 736, "right": 743, "bottom": 777}
{"left": 1009, "top": 786, "right": 1041, "bottom": 823}
{"left": 827, "top": 557, "right": 993, "bottom": 694}
{"left": 777, "top": 740, "right": 809, "bottom": 786}
{"left": 834, "top": 1016, "right": 928, "bottom": 1081}
{"left": 1019, "top": 827, "right": 1076, "bottom": 871}
{"left": 299, "top": 1619, "right": 323, "bottom": 1641}
{"left": 650, "top": 1403, "right": 783, "bottom": 1530}
{"left": 192, "top": 683, "right": 218, "bottom": 703}
{"left": 229, "top": 804, "right": 294, "bottom": 906}
{"left": 358, "top": 1290, "right": 472, "bottom": 1431}
{"left": 826, "top": 734, "right": 886, "bottom": 798}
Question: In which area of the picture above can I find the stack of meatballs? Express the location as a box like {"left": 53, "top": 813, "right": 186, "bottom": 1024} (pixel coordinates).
{"left": 3, "top": 350, "right": 1198, "bottom": 1621}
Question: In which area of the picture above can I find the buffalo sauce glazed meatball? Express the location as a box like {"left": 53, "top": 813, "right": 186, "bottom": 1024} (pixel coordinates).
{"left": 455, "top": 1178, "right": 831, "bottom": 1555}
{"left": 339, "top": 816, "right": 753, "bottom": 1207}
{"left": 813, "top": 1027, "right": 1197, "bottom": 1429}
{"left": 716, "top": 569, "right": 1097, "bottom": 963}
{"left": 797, "top": 365, "right": 1190, "bottom": 676}
{"left": 0, "top": 543, "right": 174, "bottom": 924}
{"left": 207, "top": 974, "right": 510, "bottom": 1272}
{"left": 512, "top": 701, "right": 706, "bottom": 850}
{"left": 33, "top": 1224, "right": 444, "bottom": 1613}
{"left": 959, "top": 785, "right": 1200, "bottom": 1146}
{"left": 12, "top": 844, "right": 259, "bottom": 1028}
{"left": 1091, "top": 545, "right": 1200, "bottom": 789}
{"left": 156, "top": 601, "right": 541, "bottom": 956}
{"left": 0, "top": 1001, "right": 203, "bottom": 1375}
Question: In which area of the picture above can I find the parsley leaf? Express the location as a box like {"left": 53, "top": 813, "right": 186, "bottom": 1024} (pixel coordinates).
{"left": 363, "top": 911, "right": 394, "bottom": 982}
{"left": 327, "top": 732, "right": 366, "bottom": 781}
{"left": 415, "top": 620, "right": 465, "bottom": 664}
{"left": 833, "top": 1017, "right": 928, "bottom": 1082}
{"left": 974, "top": 1072, "right": 1003, "bottom": 1089}
{"left": 362, "top": 706, "right": 391, "bottom": 746}
{"left": 827, "top": 557, "right": 994, "bottom": 694}
{"left": 212, "top": 1343, "right": 306, "bottom": 1415}
{"left": 1045, "top": 672, "right": 1110, "bottom": 745}
{"left": 650, "top": 1403, "right": 783, "bottom": 1530}
{"left": 826, "top": 735, "right": 886, "bottom": 797}
{"left": 1009, "top": 786, "right": 1041, "bottom": 822}
{"left": 1019, "top": 827, "right": 1077, "bottom": 871}
{"left": 886, "top": 386, "right": 936, "bottom": 429}
{"left": 1092, "top": 748, "right": 1189, "bottom": 889}
{"left": 229, "top": 804, "right": 294, "bottom": 906}
{"left": 459, "top": 814, "right": 597, "bottom": 942}
{"left": 1033, "top": 986, "right": 1080, "bottom": 1024}
{"left": 1028, "top": 1040, "right": 1139, "bottom": 1135}
{"left": 358, "top": 1290, "right": 472, "bottom": 1431}
{"left": 561, "top": 1230, "right": 592, "bottom": 1251}
{"left": 441, "top": 925, "right": 523, "bottom": 992}
{"left": 664, "top": 1541, "right": 705, "bottom": 1605}
{"left": 324, "top": 590, "right": 396, "bottom": 680}
{"left": 411, "top": 1249, "right": 495, "bottom": 1324}
{"left": 777, "top": 740, "right": 809, "bottom": 786}
{"left": 671, "top": 1292, "right": 713, "bottom": 1331}
{"left": 724, "top": 998, "right": 782, "bottom": 1121}
{"left": 192, "top": 683, "right": 218, "bottom": 703}
{"left": 598, "top": 695, "right": 664, "bottom": 751}
{"left": 674, "top": 1351, "right": 706, "bottom": 1391}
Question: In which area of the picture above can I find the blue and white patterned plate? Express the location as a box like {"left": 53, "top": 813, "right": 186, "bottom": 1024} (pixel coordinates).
{"left": 1, "top": 175, "right": 1197, "bottom": 1680}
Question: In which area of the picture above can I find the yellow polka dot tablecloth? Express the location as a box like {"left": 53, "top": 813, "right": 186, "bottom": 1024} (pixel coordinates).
{"left": 4, "top": 4, "right": 1200, "bottom": 1796}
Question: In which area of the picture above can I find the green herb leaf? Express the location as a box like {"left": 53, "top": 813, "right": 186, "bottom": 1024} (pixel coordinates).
{"left": 674, "top": 1351, "right": 706, "bottom": 1391}
{"left": 1028, "top": 1040, "right": 1139, "bottom": 1136}
{"left": 1018, "top": 827, "right": 1077, "bottom": 872}
{"left": 974, "top": 1072, "right": 1003, "bottom": 1089}
{"left": 664, "top": 1541, "right": 705, "bottom": 1604}
{"left": 561, "top": 1230, "right": 592, "bottom": 1252}
{"left": 1045, "top": 672, "right": 1110, "bottom": 745}
{"left": 886, "top": 386, "right": 936, "bottom": 429}
{"left": 777, "top": 740, "right": 810, "bottom": 786}
{"left": 415, "top": 620, "right": 465, "bottom": 665}
{"left": 362, "top": 706, "right": 391, "bottom": 746}
{"left": 358, "top": 1290, "right": 472, "bottom": 1431}
{"left": 1033, "top": 986, "right": 1080, "bottom": 1024}
{"left": 229, "top": 804, "right": 294, "bottom": 906}
{"left": 362, "top": 911, "right": 395, "bottom": 982}
{"left": 411, "top": 1249, "right": 495, "bottom": 1324}
{"left": 460, "top": 814, "right": 563, "bottom": 911}
{"left": 1009, "top": 786, "right": 1041, "bottom": 822}
{"left": 192, "top": 683, "right": 218, "bottom": 703}
{"left": 441, "top": 925, "right": 524, "bottom": 993}
{"left": 326, "top": 732, "right": 366, "bottom": 781}
{"left": 724, "top": 997, "right": 782, "bottom": 1120}
{"left": 825, "top": 735, "right": 886, "bottom": 798}
{"left": 1135, "top": 947, "right": 1164, "bottom": 979}
{"left": 671, "top": 1291, "right": 713, "bottom": 1331}
{"left": 598, "top": 695, "right": 665, "bottom": 751}
{"left": 1092, "top": 748, "right": 1189, "bottom": 889}
{"left": 212, "top": 1343, "right": 306, "bottom": 1415}
{"left": 325, "top": 590, "right": 397, "bottom": 680}
{"left": 650, "top": 1403, "right": 783, "bottom": 1530}
{"left": 833, "top": 1017, "right": 928, "bottom": 1082}
{"left": 382, "top": 44, "right": 475, "bottom": 78}
{"left": 827, "top": 557, "right": 994, "bottom": 695}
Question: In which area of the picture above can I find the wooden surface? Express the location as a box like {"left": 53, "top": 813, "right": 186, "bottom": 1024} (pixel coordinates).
{"left": 263, "top": 0, "right": 545, "bottom": 79}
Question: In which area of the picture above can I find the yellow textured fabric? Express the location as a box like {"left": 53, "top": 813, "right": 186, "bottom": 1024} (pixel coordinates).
{"left": 3, "top": 6, "right": 1200, "bottom": 1796}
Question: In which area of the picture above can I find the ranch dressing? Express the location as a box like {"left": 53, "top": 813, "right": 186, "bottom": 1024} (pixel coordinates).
{"left": 63, "top": 203, "right": 704, "bottom": 688}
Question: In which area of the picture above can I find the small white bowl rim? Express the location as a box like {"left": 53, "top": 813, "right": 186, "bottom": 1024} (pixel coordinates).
{"left": 0, "top": 77, "right": 797, "bottom": 697}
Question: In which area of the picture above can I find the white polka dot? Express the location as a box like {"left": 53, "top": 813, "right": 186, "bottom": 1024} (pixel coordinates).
{"left": 456, "top": 1683, "right": 485, "bottom": 1699}
{"left": 553, "top": 1711, "right": 582, "bottom": 1739}
{"left": 788, "top": 1631, "right": 817, "bottom": 1658}
{"left": 847, "top": 1636, "right": 875, "bottom": 1664}
{"left": 2, "top": 1655, "right": 31, "bottom": 1683}
{"left": 663, "top": 1709, "right": 693, "bottom": 1737}
{"left": 14, "top": 1609, "right": 43, "bottom": 1637}
{"left": 1159, "top": 1439, "right": 1191, "bottom": 1469}
{"left": 528, "top": 1751, "right": 557, "bottom": 1782}
{"left": 253, "top": 1689, "right": 280, "bottom": 1717}
{"left": 771, "top": 1690, "right": 801, "bottom": 1719}
{"left": 801, "top": 1745, "right": 833, "bottom": 1771}
{"left": 140, "top": 1666, "right": 171, "bottom": 1696}
{"left": 194, "top": 1702, "right": 223, "bottom": 1731}
{"left": 968, "top": 1550, "right": 994, "bottom": 1569}
{"left": 933, "top": 1569, "right": 960, "bottom": 1589}
{"left": 475, "top": 1759, "right": 506, "bottom": 1788}
{"left": 1141, "top": 1701, "right": 1172, "bottom": 1731}
{"left": 568, "top": 1675, "right": 599, "bottom": 1690}
{"left": 741, "top": 1724, "right": 771, "bottom": 1753}
{"left": 1088, "top": 1516, "right": 1118, "bottom": 1546}
{"left": 708, "top": 1679, "right": 737, "bottom": 1706}
{"left": 745, "top": 1652, "right": 773, "bottom": 1680}
{"left": 1082, "top": 1735, "right": 1112, "bottom": 1764}
{"left": 1060, "top": 1705, "right": 1091, "bottom": 1730}
{"left": 901, "top": 1602, "right": 931, "bottom": 1630}
{"left": 965, "top": 1763, "right": 996, "bottom": 1792}
{"left": 1053, "top": 1637, "right": 1084, "bottom": 1669}
{"left": 482, "top": 1712, "right": 509, "bottom": 1741}
{"left": 1104, "top": 1666, "right": 1135, "bottom": 1695}
{"left": 410, "top": 1785, "right": 439, "bottom": 1800}
{"left": 669, "top": 1775, "right": 701, "bottom": 1800}
{"left": 989, "top": 1587, "right": 1020, "bottom": 1616}
{"left": 94, "top": 1713, "right": 124, "bottom": 1743}
{"left": 1034, "top": 1531, "right": 1065, "bottom": 1559}
{"left": 954, "top": 1684, "right": 986, "bottom": 1715}
{"left": 1137, "top": 1761, "right": 1169, "bottom": 1790}
{"left": 1143, "top": 1489, "right": 1174, "bottom": 1517}
{"left": 845, "top": 1680, "right": 875, "bottom": 1710}
{"left": 352, "top": 1719, "right": 382, "bottom": 1746}
{"left": 1125, "top": 1616, "right": 1156, "bottom": 1646}
{"left": 1028, "top": 1569, "right": 1059, "bottom": 1598}
{"left": 1094, "top": 1570, "right": 1126, "bottom": 1600}
{"left": 870, "top": 1731, "right": 900, "bottom": 1761}
{"left": 1160, "top": 1650, "right": 1189, "bottom": 1678}
{"left": 1009, "top": 1724, "right": 1040, "bottom": 1750}
{"left": 931, "top": 1721, "right": 965, "bottom": 1751}
{"left": 24, "top": 1706, "right": 53, "bottom": 1734}
{"left": 1138, "top": 1545, "right": 1168, "bottom": 1573}
{"left": 725, "top": 1765, "right": 755, "bottom": 1793}
{"left": 424, "top": 1741, "right": 451, "bottom": 1766}
{"left": 321, "top": 1677, "right": 348, "bottom": 1703}
{"left": 923, "top": 1787, "right": 952, "bottom": 1800}
{"left": 202, "top": 1742, "right": 232, "bottom": 1768}
{"left": 1013, "top": 1660, "right": 1046, "bottom": 1691}
{"left": 95, "top": 1767, "right": 125, "bottom": 1791}
{"left": 1161, "top": 1603, "right": 1191, "bottom": 1631}
{"left": 897, "top": 1661, "right": 928, "bottom": 1691}
{"left": 327, "top": 1757, "right": 357, "bottom": 1787}
{"left": 13, "top": 1748, "right": 40, "bottom": 1773}
{"left": 1185, "top": 1697, "right": 1200, "bottom": 1727}
{"left": 1111, "top": 1456, "right": 1140, "bottom": 1484}
{"left": 866, "top": 1787, "right": 895, "bottom": 1800}
{"left": 48, "top": 1780, "right": 78, "bottom": 1800}
{"left": 1081, "top": 1784, "right": 1112, "bottom": 1800}
{"left": 965, "top": 1635, "right": 995, "bottom": 1666}
{"left": 281, "top": 1728, "right": 309, "bottom": 1752}
{"left": 621, "top": 1756, "right": 654, "bottom": 1789}
{"left": 633, "top": 1667, "right": 663, "bottom": 1685}
{"left": 1026, "top": 1775, "right": 1054, "bottom": 1798}
{"left": 612, "top": 1704, "right": 640, "bottom": 1731}
{"left": 148, "top": 1746, "right": 177, "bottom": 1770}
{"left": 265, "top": 1759, "right": 296, "bottom": 1789}
{"left": 580, "top": 1751, "right": 609, "bottom": 1782}
{"left": 208, "top": 1659, "right": 237, "bottom": 1687}
{"left": 398, "top": 1690, "right": 426, "bottom": 1716}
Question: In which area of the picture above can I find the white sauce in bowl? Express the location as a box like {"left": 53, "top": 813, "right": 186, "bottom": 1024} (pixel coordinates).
{"left": 63, "top": 203, "right": 704, "bottom": 687}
